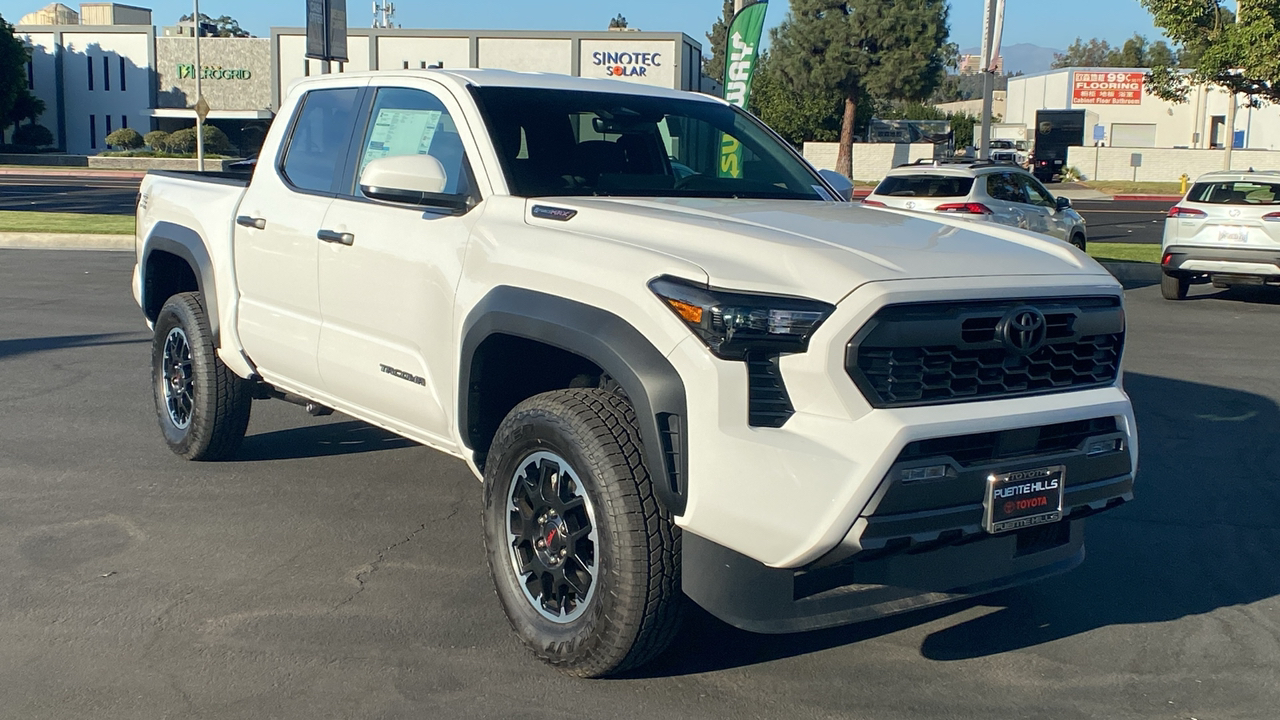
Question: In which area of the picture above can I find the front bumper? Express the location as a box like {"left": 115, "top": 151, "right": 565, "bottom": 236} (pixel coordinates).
{"left": 1163, "top": 244, "right": 1280, "bottom": 279}
{"left": 670, "top": 275, "right": 1135, "bottom": 569}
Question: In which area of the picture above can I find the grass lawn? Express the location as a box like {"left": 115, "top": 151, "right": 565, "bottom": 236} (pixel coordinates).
{"left": 1081, "top": 181, "right": 1184, "bottom": 196}
{"left": 1088, "top": 242, "right": 1160, "bottom": 264}
{"left": 0, "top": 211, "right": 135, "bottom": 235}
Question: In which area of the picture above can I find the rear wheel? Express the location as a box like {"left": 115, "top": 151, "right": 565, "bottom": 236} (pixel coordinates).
{"left": 151, "top": 292, "right": 252, "bottom": 460}
{"left": 482, "top": 389, "right": 684, "bottom": 677}
{"left": 1161, "top": 272, "right": 1190, "bottom": 300}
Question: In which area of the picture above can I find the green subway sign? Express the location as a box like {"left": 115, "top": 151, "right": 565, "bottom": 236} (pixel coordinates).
{"left": 177, "top": 64, "right": 253, "bottom": 80}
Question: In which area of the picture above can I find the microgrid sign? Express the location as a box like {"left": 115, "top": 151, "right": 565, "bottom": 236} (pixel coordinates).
{"left": 1072, "top": 71, "right": 1144, "bottom": 105}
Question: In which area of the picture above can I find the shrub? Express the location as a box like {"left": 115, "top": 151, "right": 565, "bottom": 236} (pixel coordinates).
{"left": 1061, "top": 166, "right": 1084, "bottom": 183}
{"left": 143, "top": 130, "right": 170, "bottom": 151}
{"left": 106, "top": 127, "right": 144, "bottom": 150}
{"left": 13, "top": 124, "right": 54, "bottom": 148}
{"left": 165, "top": 125, "right": 234, "bottom": 155}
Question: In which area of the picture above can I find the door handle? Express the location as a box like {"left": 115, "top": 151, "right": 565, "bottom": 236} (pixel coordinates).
{"left": 236, "top": 215, "right": 266, "bottom": 230}
{"left": 317, "top": 229, "right": 355, "bottom": 246}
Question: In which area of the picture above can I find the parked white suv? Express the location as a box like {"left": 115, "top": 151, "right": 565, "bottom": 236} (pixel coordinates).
{"left": 132, "top": 69, "right": 1136, "bottom": 677}
{"left": 1160, "top": 171, "right": 1280, "bottom": 300}
{"left": 864, "top": 160, "right": 1088, "bottom": 249}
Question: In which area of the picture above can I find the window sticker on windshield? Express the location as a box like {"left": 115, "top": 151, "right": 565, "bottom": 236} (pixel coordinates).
{"left": 360, "top": 108, "right": 443, "bottom": 174}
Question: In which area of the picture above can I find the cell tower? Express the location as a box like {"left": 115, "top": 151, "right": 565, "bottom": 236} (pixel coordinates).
{"left": 373, "top": 1, "right": 397, "bottom": 29}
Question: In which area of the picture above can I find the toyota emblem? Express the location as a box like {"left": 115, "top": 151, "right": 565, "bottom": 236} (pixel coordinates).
{"left": 999, "top": 307, "right": 1047, "bottom": 355}
{"left": 1229, "top": 208, "right": 1242, "bottom": 218}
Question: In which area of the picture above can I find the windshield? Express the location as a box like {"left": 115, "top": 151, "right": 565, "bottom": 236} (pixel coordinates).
{"left": 1187, "top": 181, "right": 1280, "bottom": 205}
{"left": 471, "top": 87, "right": 826, "bottom": 200}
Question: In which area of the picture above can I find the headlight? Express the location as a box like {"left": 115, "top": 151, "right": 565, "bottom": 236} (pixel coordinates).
{"left": 649, "top": 276, "right": 836, "bottom": 360}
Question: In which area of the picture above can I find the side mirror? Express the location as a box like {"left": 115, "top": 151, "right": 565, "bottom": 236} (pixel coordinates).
{"left": 1055, "top": 196, "right": 1072, "bottom": 212}
{"left": 359, "top": 155, "right": 469, "bottom": 213}
{"left": 817, "top": 168, "right": 855, "bottom": 201}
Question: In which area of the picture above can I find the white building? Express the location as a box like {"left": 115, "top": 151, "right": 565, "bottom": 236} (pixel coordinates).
{"left": 16, "top": 24, "right": 155, "bottom": 155}
{"left": 1007, "top": 67, "right": 1280, "bottom": 150}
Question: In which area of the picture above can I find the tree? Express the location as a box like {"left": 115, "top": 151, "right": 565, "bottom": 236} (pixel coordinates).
{"left": 7, "top": 90, "right": 44, "bottom": 128}
{"left": 608, "top": 13, "right": 628, "bottom": 29}
{"left": 1142, "top": 0, "right": 1280, "bottom": 105}
{"left": 178, "top": 13, "right": 251, "bottom": 38}
{"left": 749, "top": 51, "right": 848, "bottom": 146}
{"left": 771, "top": 0, "right": 954, "bottom": 177}
{"left": 703, "top": 0, "right": 735, "bottom": 81}
{"left": 106, "top": 127, "right": 144, "bottom": 150}
{"left": 1052, "top": 37, "right": 1117, "bottom": 68}
{"left": 0, "top": 14, "right": 30, "bottom": 131}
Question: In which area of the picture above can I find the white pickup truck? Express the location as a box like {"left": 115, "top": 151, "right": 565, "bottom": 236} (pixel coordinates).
{"left": 133, "top": 69, "right": 1137, "bottom": 677}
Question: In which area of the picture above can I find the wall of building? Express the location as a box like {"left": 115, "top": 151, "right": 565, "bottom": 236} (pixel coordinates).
{"left": 1068, "top": 145, "right": 1280, "bottom": 182}
{"left": 802, "top": 142, "right": 937, "bottom": 181}
{"left": 1007, "top": 68, "right": 1280, "bottom": 151}
{"left": 155, "top": 36, "right": 271, "bottom": 111}
{"left": 79, "top": 3, "right": 152, "bottom": 26}
{"left": 13, "top": 32, "right": 60, "bottom": 147}
{"left": 271, "top": 29, "right": 699, "bottom": 110}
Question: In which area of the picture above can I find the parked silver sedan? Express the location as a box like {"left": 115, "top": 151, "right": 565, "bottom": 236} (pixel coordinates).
{"left": 863, "top": 160, "right": 1088, "bottom": 249}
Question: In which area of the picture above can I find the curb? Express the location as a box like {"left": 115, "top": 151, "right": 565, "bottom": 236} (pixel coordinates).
{"left": 0, "top": 168, "right": 145, "bottom": 179}
{"left": 1111, "top": 194, "right": 1182, "bottom": 203}
{"left": 1099, "top": 260, "right": 1161, "bottom": 287}
{"left": 0, "top": 232, "right": 133, "bottom": 250}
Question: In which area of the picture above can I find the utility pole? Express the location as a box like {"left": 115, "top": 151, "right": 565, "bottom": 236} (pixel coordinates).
{"left": 733, "top": 0, "right": 745, "bottom": 13}
{"left": 977, "top": 0, "right": 1004, "bottom": 160}
{"left": 193, "top": 0, "right": 205, "bottom": 171}
{"left": 1224, "top": 91, "right": 1237, "bottom": 170}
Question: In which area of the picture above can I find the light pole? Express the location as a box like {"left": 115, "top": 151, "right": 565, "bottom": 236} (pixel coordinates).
{"left": 193, "top": 0, "right": 205, "bottom": 171}
{"left": 977, "top": 0, "right": 1004, "bottom": 160}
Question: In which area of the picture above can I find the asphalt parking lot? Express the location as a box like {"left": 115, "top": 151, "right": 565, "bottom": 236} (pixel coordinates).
{"left": 2, "top": 250, "right": 1279, "bottom": 719}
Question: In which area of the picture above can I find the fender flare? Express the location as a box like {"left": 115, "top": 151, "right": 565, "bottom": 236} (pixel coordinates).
{"left": 141, "top": 221, "right": 220, "bottom": 346}
{"left": 460, "top": 286, "right": 689, "bottom": 516}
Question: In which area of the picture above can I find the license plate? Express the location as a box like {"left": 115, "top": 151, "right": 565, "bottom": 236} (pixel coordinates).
{"left": 1218, "top": 226, "right": 1250, "bottom": 243}
{"left": 984, "top": 466, "right": 1065, "bottom": 534}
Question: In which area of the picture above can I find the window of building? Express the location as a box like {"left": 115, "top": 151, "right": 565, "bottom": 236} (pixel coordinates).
{"left": 105, "top": 115, "right": 112, "bottom": 136}
{"left": 281, "top": 88, "right": 363, "bottom": 193}
{"left": 87, "top": 56, "right": 93, "bottom": 90}
{"left": 103, "top": 56, "right": 110, "bottom": 91}
{"left": 121, "top": 115, "right": 128, "bottom": 129}
{"left": 89, "top": 115, "right": 97, "bottom": 149}
{"left": 119, "top": 57, "right": 127, "bottom": 92}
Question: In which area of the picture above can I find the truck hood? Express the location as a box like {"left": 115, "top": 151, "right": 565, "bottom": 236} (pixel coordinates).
{"left": 528, "top": 197, "right": 1111, "bottom": 303}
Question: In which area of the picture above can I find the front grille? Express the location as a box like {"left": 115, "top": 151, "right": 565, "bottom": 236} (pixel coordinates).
{"left": 847, "top": 297, "right": 1124, "bottom": 408}
{"left": 898, "top": 416, "right": 1118, "bottom": 468}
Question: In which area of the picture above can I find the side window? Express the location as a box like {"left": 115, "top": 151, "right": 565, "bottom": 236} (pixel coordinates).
{"left": 281, "top": 88, "right": 362, "bottom": 193}
{"left": 986, "top": 173, "right": 1025, "bottom": 203}
{"left": 1019, "top": 174, "right": 1055, "bottom": 207}
{"left": 354, "top": 87, "right": 472, "bottom": 197}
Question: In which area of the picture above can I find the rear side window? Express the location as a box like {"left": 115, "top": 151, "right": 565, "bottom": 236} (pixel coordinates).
{"left": 986, "top": 173, "right": 1026, "bottom": 203}
{"left": 1187, "top": 181, "right": 1280, "bottom": 205}
{"left": 281, "top": 88, "right": 362, "bottom": 194}
{"left": 875, "top": 175, "right": 974, "bottom": 198}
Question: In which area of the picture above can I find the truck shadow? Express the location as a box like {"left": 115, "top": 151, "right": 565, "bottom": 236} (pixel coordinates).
{"left": 234, "top": 420, "right": 415, "bottom": 461}
{"left": 632, "top": 371, "right": 1280, "bottom": 676}
{"left": 0, "top": 332, "right": 149, "bottom": 360}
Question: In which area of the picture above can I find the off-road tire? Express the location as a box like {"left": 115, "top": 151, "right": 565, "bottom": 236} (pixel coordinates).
{"left": 151, "top": 292, "right": 252, "bottom": 460}
{"left": 482, "top": 389, "right": 684, "bottom": 677}
{"left": 1161, "top": 272, "right": 1190, "bottom": 300}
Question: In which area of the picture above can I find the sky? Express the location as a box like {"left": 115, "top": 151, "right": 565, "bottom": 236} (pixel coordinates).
{"left": 1, "top": 0, "right": 1173, "bottom": 53}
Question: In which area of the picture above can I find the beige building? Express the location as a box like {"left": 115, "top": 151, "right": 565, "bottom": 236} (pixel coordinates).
{"left": 78, "top": 3, "right": 151, "bottom": 25}
{"left": 18, "top": 2, "right": 79, "bottom": 25}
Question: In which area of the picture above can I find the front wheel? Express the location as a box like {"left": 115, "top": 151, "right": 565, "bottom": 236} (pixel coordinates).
{"left": 1161, "top": 272, "right": 1190, "bottom": 300}
{"left": 1070, "top": 233, "right": 1086, "bottom": 251}
{"left": 482, "top": 389, "right": 684, "bottom": 677}
{"left": 151, "top": 292, "right": 252, "bottom": 460}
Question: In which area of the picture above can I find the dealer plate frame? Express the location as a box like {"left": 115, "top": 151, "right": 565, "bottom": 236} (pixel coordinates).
{"left": 983, "top": 465, "right": 1066, "bottom": 534}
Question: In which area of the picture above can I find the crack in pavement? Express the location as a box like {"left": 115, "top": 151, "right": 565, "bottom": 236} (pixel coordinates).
{"left": 330, "top": 500, "right": 463, "bottom": 612}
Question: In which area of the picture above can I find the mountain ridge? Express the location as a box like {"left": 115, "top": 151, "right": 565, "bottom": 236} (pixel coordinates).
{"left": 961, "top": 43, "right": 1062, "bottom": 75}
